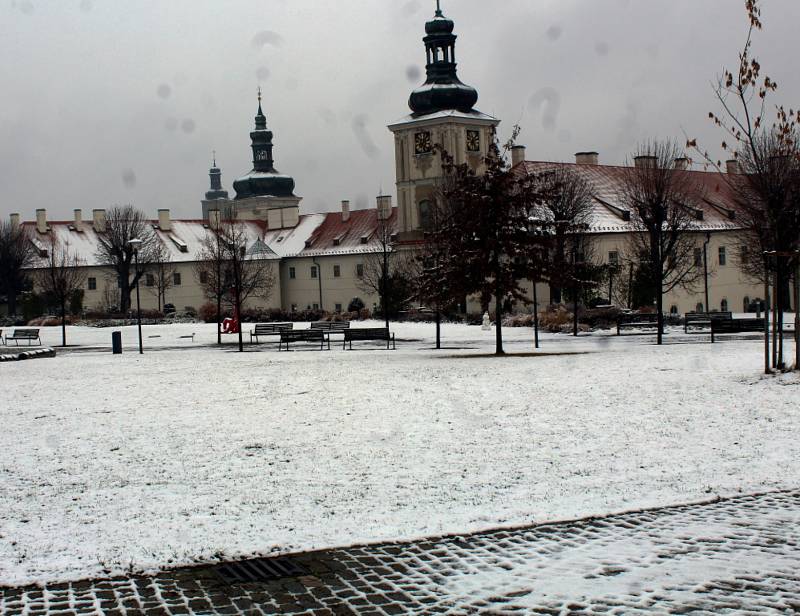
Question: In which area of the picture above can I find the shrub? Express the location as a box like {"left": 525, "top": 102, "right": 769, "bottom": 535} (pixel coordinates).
{"left": 183, "top": 306, "right": 197, "bottom": 317}
{"left": 199, "top": 302, "right": 218, "bottom": 323}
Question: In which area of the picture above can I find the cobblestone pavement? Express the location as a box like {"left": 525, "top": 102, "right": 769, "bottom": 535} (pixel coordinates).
{"left": 2, "top": 490, "right": 799, "bottom": 615}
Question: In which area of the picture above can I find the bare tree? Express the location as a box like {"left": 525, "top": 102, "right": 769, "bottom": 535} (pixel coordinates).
{"left": 35, "top": 236, "right": 86, "bottom": 347}
{"left": 147, "top": 242, "right": 176, "bottom": 312}
{"left": 0, "top": 220, "right": 35, "bottom": 316}
{"left": 94, "top": 206, "right": 158, "bottom": 313}
{"left": 355, "top": 212, "right": 415, "bottom": 328}
{"left": 537, "top": 166, "right": 595, "bottom": 305}
{"left": 195, "top": 217, "right": 277, "bottom": 352}
{"left": 619, "top": 140, "right": 704, "bottom": 345}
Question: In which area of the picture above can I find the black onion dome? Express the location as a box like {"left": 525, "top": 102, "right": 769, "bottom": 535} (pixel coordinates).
{"left": 425, "top": 13, "right": 454, "bottom": 35}
{"left": 409, "top": 6, "right": 479, "bottom": 116}
{"left": 233, "top": 92, "right": 297, "bottom": 200}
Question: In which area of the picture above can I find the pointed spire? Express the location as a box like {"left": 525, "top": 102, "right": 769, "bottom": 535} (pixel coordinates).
{"left": 435, "top": 0, "right": 443, "bottom": 17}
{"left": 212, "top": 150, "right": 217, "bottom": 168}
{"left": 257, "top": 86, "right": 263, "bottom": 116}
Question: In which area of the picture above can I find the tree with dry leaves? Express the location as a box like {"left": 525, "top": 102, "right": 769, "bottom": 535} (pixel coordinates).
{"left": 690, "top": 0, "right": 800, "bottom": 371}
{"left": 147, "top": 241, "right": 177, "bottom": 313}
{"left": 619, "top": 140, "right": 704, "bottom": 345}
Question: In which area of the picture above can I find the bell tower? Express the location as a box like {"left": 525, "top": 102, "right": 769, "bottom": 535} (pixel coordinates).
{"left": 388, "top": 0, "right": 499, "bottom": 241}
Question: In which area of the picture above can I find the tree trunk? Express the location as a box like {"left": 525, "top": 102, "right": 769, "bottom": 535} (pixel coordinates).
{"left": 435, "top": 308, "right": 441, "bottom": 350}
{"left": 61, "top": 298, "right": 67, "bottom": 347}
{"left": 216, "top": 293, "right": 222, "bottom": 345}
{"left": 495, "top": 279, "right": 504, "bottom": 356}
{"left": 764, "top": 277, "right": 771, "bottom": 375}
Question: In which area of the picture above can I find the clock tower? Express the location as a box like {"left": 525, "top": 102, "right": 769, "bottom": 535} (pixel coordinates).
{"left": 388, "top": 0, "right": 499, "bottom": 240}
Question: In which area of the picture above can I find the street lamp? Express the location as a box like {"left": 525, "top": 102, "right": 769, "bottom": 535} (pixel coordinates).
{"left": 128, "top": 238, "right": 144, "bottom": 355}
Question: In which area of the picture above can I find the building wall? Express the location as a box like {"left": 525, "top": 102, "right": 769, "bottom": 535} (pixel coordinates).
{"left": 280, "top": 254, "right": 380, "bottom": 313}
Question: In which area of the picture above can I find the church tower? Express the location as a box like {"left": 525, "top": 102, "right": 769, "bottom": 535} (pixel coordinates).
{"left": 388, "top": 0, "right": 499, "bottom": 241}
{"left": 201, "top": 153, "right": 232, "bottom": 219}
{"left": 230, "top": 90, "right": 302, "bottom": 229}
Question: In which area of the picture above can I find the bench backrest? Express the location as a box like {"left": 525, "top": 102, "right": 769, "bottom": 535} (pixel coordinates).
{"left": 618, "top": 313, "right": 659, "bottom": 324}
{"left": 686, "top": 311, "right": 732, "bottom": 322}
{"left": 311, "top": 321, "right": 351, "bottom": 330}
{"left": 712, "top": 318, "right": 764, "bottom": 331}
{"left": 345, "top": 328, "right": 389, "bottom": 340}
{"left": 254, "top": 323, "right": 292, "bottom": 333}
{"left": 281, "top": 329, "right": 324, "bottom": 340}
{"left": 10, "top": 329, "right": 40, "bottom": 338}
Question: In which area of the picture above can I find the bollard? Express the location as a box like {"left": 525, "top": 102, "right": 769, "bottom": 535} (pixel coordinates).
{"left": 112, "top": 331, "right": 122, "bottom": 355}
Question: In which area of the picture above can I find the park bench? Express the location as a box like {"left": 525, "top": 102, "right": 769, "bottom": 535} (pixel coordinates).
{"left": 278, "top": 329, "right": 329, "bottom": 351}
{"left": 343, "top": 327, "right": 396, "bottom": 350}
{"left": 6, "top": 328, "right": 41, "bottom": 346}
{"left": 310, "top": 321, "right": 351, "bottom": 331}
{"left": 616, "top": 313, "right": 660, "bottom": 335}
{"left": 250, "top": 322, "right": 293, "bottom": 344}
{"left": 684, "top": 311, "right": 732, "bottom": 333}
{"left": 711, "top": 318, "right": 765, "bottom": 343}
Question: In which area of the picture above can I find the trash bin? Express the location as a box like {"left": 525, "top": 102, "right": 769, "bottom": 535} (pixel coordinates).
{"left": 112, "top": 331, "right": 122, "bottom": 355}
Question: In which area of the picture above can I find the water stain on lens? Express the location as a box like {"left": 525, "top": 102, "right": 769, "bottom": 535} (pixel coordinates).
{"left": 252, "top": 30, "right": 284, "bottom": 49}
{"left": 595, "top": 41, "right": 610, "bottom": 57}
{"left": 181, "top": 119, "right": 196, "bottom": 134}
{"left": 546, "top": 25, "right": 562, "bottom": 42}
{"left": 157, "top": 84, "right": 172, "bottom": 100}
{"left": 406, "top": 65, "right": 422, "bottom": 83}
{"left": 352, "top": 114, "right": 379, "bottom": 159}
{"left": 529, "top": 87, "right": 561, "bottom": 132}
{"left": 121, "top": 169, "right": 137, "bottom": 188}
{"left": 256, "top": 66, "right": 271, "bottom": 81}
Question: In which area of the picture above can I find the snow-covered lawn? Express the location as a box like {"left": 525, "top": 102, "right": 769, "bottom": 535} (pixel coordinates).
{"left": 1, "top": 321, "right": 798, "bottom": 587}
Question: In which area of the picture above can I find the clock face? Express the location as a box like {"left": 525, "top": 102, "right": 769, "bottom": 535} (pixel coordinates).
{"left": 466, "top": 130, "right": 480, "bottom": 152}
{"left": 414, "top": 131, "right": 433, "bottom": 155}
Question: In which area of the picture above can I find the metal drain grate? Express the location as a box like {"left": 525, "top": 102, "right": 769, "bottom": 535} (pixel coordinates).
{"left": 214, "top": 557, "right": 308, "bottom": 584}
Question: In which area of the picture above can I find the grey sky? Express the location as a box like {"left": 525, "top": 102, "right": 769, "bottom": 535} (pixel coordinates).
{"left": 2, "top": 0, "right": 799, "bottom": 221}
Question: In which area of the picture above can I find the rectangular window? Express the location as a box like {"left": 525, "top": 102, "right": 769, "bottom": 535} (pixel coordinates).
{"left": 312, "top": 303, "right": 319, "bottom": 310}
{"left": 608, "top": 251, "right": 619, "bottom": 266}
{"left": 311, "top": 266, "right": 317, "bottom": 279}
{"left": 335, "top": 303, "right": 343, "bottom": 312}
{"left": 333, "top": 265, "right": 341, "bottom": 278}
{"left": 199, "top": 271, "right": 208, "bottom": 284}
{"left": 173, "top": 272, "right": 182, "bottom": 286}
{"left": 88, "top": 277, "right": 97, "bottom": 291}
{"left": 694, "top": 247, "right": 702, "bottom": 267}
{"left": 356, "top": 263, "right": 364, "bottom": 278}
{"left": 718, "top": 246, "right": 727, "bottom": 266}
{"left": 145, "top": 274, "right": 155, "bottom": 287}
{"left": 289, "top": 266, "right": 296, "bottom": 279}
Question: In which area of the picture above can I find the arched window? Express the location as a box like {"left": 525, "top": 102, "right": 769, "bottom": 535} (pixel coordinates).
{"left": 696, "top": 303, "right": 704, "bottom": 313}
{"left": 670, "top": 305, "right": 679, "bottom": 315}
{"left": 720, "top": 299, "right": 728, "bottom": 312}
{"left": 743, "top": 296, "right": 750, "bottom": 313}
{"left": 418, "top": 200, "right": 433, "bottom": 231}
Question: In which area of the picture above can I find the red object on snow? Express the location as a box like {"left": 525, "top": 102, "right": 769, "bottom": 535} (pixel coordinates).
{"left": 222, "top": 304, "right": 240, "bottom": 334}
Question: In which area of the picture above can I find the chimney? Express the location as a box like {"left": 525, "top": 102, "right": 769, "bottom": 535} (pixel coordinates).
{"left": 341, "top": 200, "right": 351, "bottom": 223}
{"left": 158, "top": 208, "right": 172, "bottom": 232}
{"left": 36, "top": 209, "right": 48, "bottom": 234}
{"left": 209, "top": 209, "right": 221, "bottom": 230}
{"left": 9, "top": 213, "right": 20, "bottom": 228}
{"left": 674, "top": 157, "right": 690, "bottom": 170}
{"left": 726, "top": 159, "right": 741, "bottom": 174}
{"left": 575, "top": 151, "right": 599, "bottom": 166}
{"left": 93, "top": 208, "right": 107, "bottom": 233}
{"left": 377, "top": 195, "right": 392, "bottom": 221}
{"left": 73, "top": 209, "right": 83, "bottom": 227}
{"left": 634, "top": 155, "right": 657, "bottom": 170}
{"left": 511, "top": 145, "right": 526, "bottom": 167}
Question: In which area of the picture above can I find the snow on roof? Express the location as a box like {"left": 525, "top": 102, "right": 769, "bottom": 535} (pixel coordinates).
{"left": 388, "top": 108, "right": 498, "bottom": 129}
{"left": 517, "top": 161, "right": 745, "bottom": 234}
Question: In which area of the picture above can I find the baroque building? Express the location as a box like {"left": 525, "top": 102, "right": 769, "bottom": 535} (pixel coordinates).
{"left": 6, "top": 2, "right": 769, "bottom": 319}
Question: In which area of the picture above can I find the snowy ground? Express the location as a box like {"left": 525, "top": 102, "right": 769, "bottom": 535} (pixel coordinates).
{"left": 1, "top": 320, "right": 798, "bottom": 587}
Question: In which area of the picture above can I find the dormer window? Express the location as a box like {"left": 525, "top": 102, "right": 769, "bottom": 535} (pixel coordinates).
{"left": 333, "top": 233, "right": 346, "bottom": 247}
{"left": 360, "top": 235, "right": 369, "bottom": 244}
{"left": 169, "top": 236, "right": 188, "bottom": 253}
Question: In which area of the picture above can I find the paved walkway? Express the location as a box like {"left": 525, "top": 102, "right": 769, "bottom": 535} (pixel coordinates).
{"left": 2, "top": 490, "right": 799, "bottom": 615}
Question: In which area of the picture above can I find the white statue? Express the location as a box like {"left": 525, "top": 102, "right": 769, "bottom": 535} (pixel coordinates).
{"left": 482, "top": 312, "right": 492, "bottom": 331}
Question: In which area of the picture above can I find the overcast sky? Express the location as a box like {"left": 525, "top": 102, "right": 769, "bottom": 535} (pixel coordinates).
{"left": 2, "top": 0, "right": 799, "bottom": 221}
